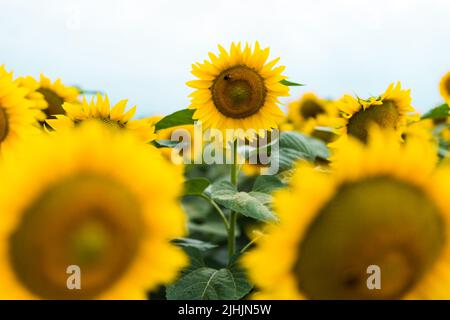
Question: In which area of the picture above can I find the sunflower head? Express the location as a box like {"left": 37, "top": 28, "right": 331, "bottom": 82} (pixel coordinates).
{"left": 0, "top": 67, "right": 40, "bottom": 153}
{"left": 16, "top": 74, "right": 80, "bottom": 121}
{"left": 439, "top": 71, "right": 450, "bottom": 102}
{"left": 187, "top": 42, "right": 289, "bottom": 141}
{"left": 286, "top": 92, "right": 338, "bottom": 137}
{"left": 0, "top": 121, "right": 187, "bottom": 299}
{"left": 331, "top": 83, "right": 414, "bottom": 148}
{"left": 243, "top": 128, "right": 450, "bottom": 299}
{"left": 46, "top": 94, "right": 156, "bottom": 143}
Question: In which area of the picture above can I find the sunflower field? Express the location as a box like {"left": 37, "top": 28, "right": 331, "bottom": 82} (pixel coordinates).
{"left": 1, "top": 41, "right": 450, "bottom": 300}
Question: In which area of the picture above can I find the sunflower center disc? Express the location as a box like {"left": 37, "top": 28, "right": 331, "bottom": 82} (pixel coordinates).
{"left": 347, "top": 101, "right": 399, "bottom": 143}
{"left": 37, "top": 88, "right": 65, "bottom": 118}
{"left": 294, "top": 177, "right": 445, "bottom": 299}
{"left": 0, "top": 106, "right": 9, "bottom": 143}
{"left": 300, "top": 100, "right": 325, "bottom": 119}
{"left": 9, "top": 174, "right": 144, "bottom": 299}
{"left": 446, "top": 78, "right": 450, "bottom": 96}
{"left": 211, "top": 65, "right": 267, "bottom": 119}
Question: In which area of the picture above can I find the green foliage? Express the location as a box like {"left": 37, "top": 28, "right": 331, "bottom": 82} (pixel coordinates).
{"left": 280, "top": 79, "right": 304, "bottom": 87}
{"left": 422, "top": 103, "right": 449, "bottom": 120}
{"left": 183, "top": 178, "right": 210, "bottom": 196}
{"left": 166, "top": 249, "right": 252, "bottom": 300}
{"left": 155, "top": 109, "right": 196, "bottom": 131}
{"left": 210, "top": 181, "right": 277, "bottom": 222}
{"left": 172, "top": 238, "right": 217, "bottom": 251}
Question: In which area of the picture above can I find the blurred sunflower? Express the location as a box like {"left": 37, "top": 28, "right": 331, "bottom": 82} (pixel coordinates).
{"left": 439, "top": 71, "right": 450, "bottom": 101}
{"left": 46, "top": 94, "right": 156, "bottom": 143}
{"left": 401, "top": 114, "right": 434, "bottom": 143}
{"left": 243, "top": 128, "right": 450, "bottom": 299}
{"left": 286, "top": 92, "right": 337, "bottom": 135}
{"left": 187, "top": 42, "right": 289, "bottom": 141}
{"left": 0, "top": 66, "right": 40, "bottom": 153}
{"left": 0, "top": 121, "right": 187, "bottom": 299}
{"left": 16, "top": 74, "right": 79, "bottom": 121}
{"left": 331, "top": 82, "right": 414, "bottom": 147}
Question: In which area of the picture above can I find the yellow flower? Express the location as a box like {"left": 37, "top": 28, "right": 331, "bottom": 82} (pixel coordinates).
{"left": 0, "top": 121, "right": 187, "bottom": 299}
{"left": 286, "top": 92, "right": 337, "bottom": 135}
{"left": 402, "top": 113, "right": 435, "bottom": 143}
{"left": 439, "top": 71, "right": 450, "bottom": 101}
{"left": 46, "top": 94, "right": 156, "bottom": 143}
{"left": 187, "top": 42, "right": 289, "bottom": 141}
{"left": 16, "top": 74, "right": 80, "bottom": 121}
{"left": 331, "top": 82, "right": 414, "bottom": 147}
{"left": 243, "top": 128, "right": 450, "bottom": 299}
{"left": 0, "top": 66, "right": 40, "bottom": 153}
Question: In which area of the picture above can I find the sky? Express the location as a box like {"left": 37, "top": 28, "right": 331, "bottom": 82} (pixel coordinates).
{"left": 1, "top": 0, "right": 450, "bottom": 117}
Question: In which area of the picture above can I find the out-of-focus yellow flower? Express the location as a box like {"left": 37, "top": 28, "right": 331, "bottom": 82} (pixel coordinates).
{"left": 286, "top": 92, "right": 337, "bottom": 135}
{"left": 0, "top": 121, "right": 187, "bottom": 299}
{"left": 331, "top": 82, "right": 414, "bottom": 149}
{"left": 243, "top": 128, "right": 450, "bottom": 299}
{"left": 0, "top": 66, "right": 40, "bottom": 153}
{"left": 16, "top": 74, "right": 80, "bottom": 121}
{"left": 46, "top": 94, "right": 156, "bottom": 143}
{"left": 439, "top": 71, "right": 450, "bottom": 101}
{"left": 187, "top": 42, "right": 289, "bottom": 141}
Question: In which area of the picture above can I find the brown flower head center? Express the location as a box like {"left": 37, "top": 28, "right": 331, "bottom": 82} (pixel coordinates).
{"left": 37, "top": 88, "right": 65, "bottom": 118}
{"left": 300, "top": 100, "right": 325, "bottom": 119}
{"left": 294, "top": 177, "right": 445, "bottom": 300}
{"left": 0, "top": 106, "right": 9, "bottom": 143}
{"left": 9, "top": 174, "right": 144, "bottom": 299}
{"left": 211, "top": 65, "right": 267, "bottom": 119}
{"left": 347, "top": 101, "right": 399, "bottom": 143}
{"left": 445, "top": 77, "right": 450, "bottom": 95}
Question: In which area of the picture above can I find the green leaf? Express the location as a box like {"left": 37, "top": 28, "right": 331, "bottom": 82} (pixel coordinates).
{"left": 277, "top": 131, "right": 330, "bottom": 171}
{"left": 172, "top": 238, "right": 217, "bottom": 251}
{"left": 166, "top": 266, "right": 252, "bottom": 300}
{"left": 155, "top": 109, "right": 196, "bottom": 131}
{"left": 280, "top": 79, "right": 304, "bottom": 87}
{"left": 183, "top": 178, "right": 210, "bottom": 196}
{"left": 152, "top": 139, "right": 184, "bottom": 148}
{"left": 188, "top": 221, "right": 232, "bottom": 237}
{"left": 210, "top": 181, "right": 277, "bottom": 222}
{"left": 422, "top": 104, "right": 449, "bottom": 120}
{"left": 252, "top": 175, "right": 284, "bottom": 194}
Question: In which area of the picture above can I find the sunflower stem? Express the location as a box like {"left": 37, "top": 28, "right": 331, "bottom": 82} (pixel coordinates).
{"left": 228, "top": 140, "right": 239, "bottom": 260}
{"left": 198, "top": 194, "right": 229, "bottom": 231}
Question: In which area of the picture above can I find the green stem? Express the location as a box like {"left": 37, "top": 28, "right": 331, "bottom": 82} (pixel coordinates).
{"left": 228, "top": 140, "right": 239, "bottom": 259}
{"left": 199, "top": 194, "right": 229, "bottom": 231}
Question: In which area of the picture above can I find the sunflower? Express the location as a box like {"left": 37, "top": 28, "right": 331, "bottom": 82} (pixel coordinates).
{"left": 46, "top": 94, "right": 156, "bottom": 143}
{"left": 243, "top": 128, "right": 450, "bottom": 299}
{"left": 187, "top": 42, "right": 289, "bottom": 141}
{"left": 401, "top": 114, "right": 434, "bottom": 143}
{"left": 331, "top": 82, "right": 414, "bottom": 147}
{"left": 16, "top": 74, "right": 80, "bottom": 121}
{"left": 0, "top": 121, "right": 187, "bottom": 299}
{"left": 439, "top": 71, "right": 450, "bottom": 101}
{"left": 0, "top": 67, "right": 40, "bottom": 153}
{"left": 286, "top": 92, "right": 337, "bottom": 135}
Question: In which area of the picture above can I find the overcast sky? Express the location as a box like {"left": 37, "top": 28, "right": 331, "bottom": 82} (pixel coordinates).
{"left": 1, "top": 0, "right": 450, "bottom": 116}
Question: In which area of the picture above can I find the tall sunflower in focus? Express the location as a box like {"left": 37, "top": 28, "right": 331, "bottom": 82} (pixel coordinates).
{"left": 46, "top": 94, "right": 156, "bottom": 143}
{"left": 439, "top": 71, "right": 450, "bottom": 101}
{"left": 0, "top": 66, "right": 40, "bottom": 153}
{"left": 243, "top": 128, "right": 450, "bottom": 299}
{"left": 0, "top": 121, "right": 187, "bottom": 299}
{"left": 16, "top": 74, "right": 80, "bottom": 121}
{"left": 331, "top": 82, "right": 414, "bottom": 147}
{"left": 187, "top": 42, "right": 289, "bottom": 140}
{"left": 286, "top": 92, "right": 337, "bottom": 135}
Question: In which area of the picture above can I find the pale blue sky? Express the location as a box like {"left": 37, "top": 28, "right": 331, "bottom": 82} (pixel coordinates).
{"left": 1, "top": 0, "right": 449, "bottom": 117}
